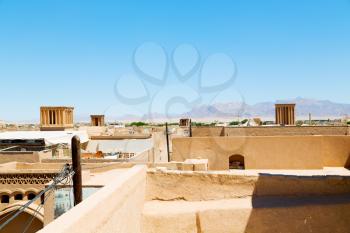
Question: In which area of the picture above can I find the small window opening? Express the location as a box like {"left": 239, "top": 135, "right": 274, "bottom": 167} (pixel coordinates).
{"left": 229, "top": 155, "right": 245, "bottom": 169}
{"left": 14, "top": 194, "right": 23, "bottom": 200}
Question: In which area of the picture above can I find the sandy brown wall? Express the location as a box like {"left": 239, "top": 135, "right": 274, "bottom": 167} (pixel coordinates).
{"left": 192, "top": 126, "right": 349, "bottom": 137}
{"left": 39, "top": 166, "right": 147, "bottom": 233}
{"left": 146, "top": 170, "right": 350, "bottom": 201}
{"left": 0, "top": 152, "right": 40, "bottom": 164}
{"left": 322, "top": 136, "right": 350, "bottom": 167}
{"left": 172, "top": 136, "right": 350, "bottom": 170}
{"left": 151, "top": 132, "right": 168, "bottom": 163}
{"left": 129, "top": 149, "right": 153, "bottom": 163}
{"left": 144, "top": 170, "right": 350, "bottom": 233}
{"left": 143, "top": 197, "right": 350, "bottom": 233}
{"left": 0, "top": 211, "right": 43, "bottom": 233}
{"left": 191, "top": 127, "right": 225, "bottom": 137}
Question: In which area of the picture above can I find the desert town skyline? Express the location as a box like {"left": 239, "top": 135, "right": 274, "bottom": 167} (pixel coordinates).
{"left": 1, "top": 1, "right": 350, "bottom": 233}
{"left": 1, "top": 102, "right": 350, "bottom": 233}
{"left": 1, "top": 97, "right": 350, "bottom": 123}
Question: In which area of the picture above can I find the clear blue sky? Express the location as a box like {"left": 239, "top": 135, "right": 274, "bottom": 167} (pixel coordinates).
{"left": 0, "top": 0, "right": 349, "bottom": 122}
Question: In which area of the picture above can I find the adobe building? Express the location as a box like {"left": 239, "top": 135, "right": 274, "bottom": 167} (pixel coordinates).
{"left": 1, "top": 130, "right": 349, "bottom": 233}
{"left": 179, "top": 118, "right": 190, "bottom": 127}
{"left": 38, "top": 162, "right": 350, "bottom": 233}
{"left": 172, "top": 135, "right": 350, "bottom": 170}
{"left": 90, "top": 115, "right": 105, "bottom": 127}
{"left": 0, "top": 161, "right": 123, "bottom": 233}
{"left": 0, "top": 131, "right": 89, "bottom": 164}
{"left": 275, "top": 103, "right": 295, "bottom": 125}
{"left": 40, "top": 106, "right": 74, "bottom": 131}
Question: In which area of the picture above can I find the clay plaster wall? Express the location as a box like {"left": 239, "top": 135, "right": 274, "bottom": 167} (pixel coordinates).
{"left": 146, "top": 170, "right": 350, "bottom": 201}
{"left": 192, "top": 126, "right": 349, "bottom": 137}
{"left": 36, "top": 165, "right": 350, "bottom": 233}
{"left": 322, "top": 136, "right": 350, "bottom": 167}
{"left": 151, "top": 132, "right": 168, "bottom": 163}
{"left": 131, "top": 149, "right": 153, "bottom": 163}
{"left": 15, "top": 162, "right": 134, "bottom": 173}
{"left": 0, "top": 152, "right": 41, "bottom": 164}
{"left": 143, "top": 170, "right": 350, "bottom": 233}
{"left": 39, "top": 165, "right": 147, "bottom": 233}
{"left": 172, "top": 136, "right": 350, "bottom": 170}
{"left": 191, "top": 127, "right": 225, "bottom": 137}
{"left": 0, "top": 209, "right": 43, "bottom": 233}
{"left": 142, "top": 196, "right": 350, "bottom": 233}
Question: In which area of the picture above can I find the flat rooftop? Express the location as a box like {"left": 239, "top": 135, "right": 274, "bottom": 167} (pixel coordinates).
{"left": 0, "top": 131, "right": 89, "bottom": 145}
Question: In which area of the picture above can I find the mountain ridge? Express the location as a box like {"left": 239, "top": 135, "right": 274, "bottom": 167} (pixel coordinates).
{"left": 105, "top": 97, "right": 350, "bottom": 121}
{"left": 9, "top": 98, "right": 349, "bottom": 123}
{"left": 182, "top": 97, "right": 350, "bottom": 119}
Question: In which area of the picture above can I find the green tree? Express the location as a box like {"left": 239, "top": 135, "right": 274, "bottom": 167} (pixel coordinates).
{"left": 296, "top": 120, "right": 304, "bottom": 126}
{"left": 128, "top": 121, "right": 148, "bottom": 127}
{"left": 229, "top": 121, "right": 239, "bottom": 126}
{"left": 241, "top": 119, "right": 248, "bottom": 124}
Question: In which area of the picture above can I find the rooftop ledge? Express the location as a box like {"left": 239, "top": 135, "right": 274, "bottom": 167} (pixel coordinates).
{"left": 37, "top": 165, "right": 350, "bottom": 233}
{"left": 38, "top": 165, "right": 147, "bottom": 233}
{"left": 148, "top": 167, "right": 350, "bottom": 177}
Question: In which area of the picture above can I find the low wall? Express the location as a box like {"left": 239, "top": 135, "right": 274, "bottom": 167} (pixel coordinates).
{"left": 39, "top": 165, "right": 147, "bottom": 233}
{"left": 41, "top": 158, "right": 130, "bottom": 163}
{"left": 143, "top": 170, "right": 350, "bottom": 233}
{"left": 192, "top": 126, "right": 349, "bottom": 137}
{"left": 192, "top": 127, "right": 225, "bottom": 137}
{"left": 38, "top": 150, "right": 53, "bottom": 160}
{"left": 146, "top": 170, "right": 350, "bottom": 201}
{"left": 151, "top": 132, "right": 168, "bottom": 163}
{"left": 322, "top": 136, "right": 350, "bottom": 167}
{"left": 91, "top": 135, "right": 152, "bottom": 140}
{"left": 15, "top": 162, "right": 134, "bottom": 173}
{"left": 0, "top": 152, "right": 40, "bottom": 164}
{"left": 130, "top": 149, "right": 153, "bottom": 163}
{"left": 172, "top": 136, "right": 350, "bottom": 170}
{"left": 143, "top": 196, "right": 350, "bottom": 233}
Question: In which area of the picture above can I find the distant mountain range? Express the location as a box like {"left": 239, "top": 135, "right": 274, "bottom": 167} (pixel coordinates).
{"left": 180, "top": 97, "right": 350, "bottom": 120}
{"left": 103, "top": 97, "right": 350, "bottom": 122}
{"left": 7, "top": 97, "right": 349, "bottom": 123}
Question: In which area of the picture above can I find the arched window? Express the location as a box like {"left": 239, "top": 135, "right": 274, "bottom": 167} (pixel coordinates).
{"left": 27, "top": 193, "right": 36, "bottom": 200}
{"left": 229, "top": 154, "right": 245, "bottom": 169}
{"left": 14, "top": 193, "right": 23, "bottom": 200}
{"left": 1, "top": 195, "right": 10, "bottom": 203}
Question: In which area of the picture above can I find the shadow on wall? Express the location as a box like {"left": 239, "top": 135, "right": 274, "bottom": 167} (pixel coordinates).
{"left": 219, "top": 127, "right": 225, "bottom": 136}
{"left": 0, "top": 210, "right": 43, "bottom": 233}
{"left": 345, "top": 153, "right": 350, "bottom": 169}
{"left": 145, "top": 168, "right": 350, "bottom": 232}
{"left": 243, "top": 174, "right": 350, "bottom": 233}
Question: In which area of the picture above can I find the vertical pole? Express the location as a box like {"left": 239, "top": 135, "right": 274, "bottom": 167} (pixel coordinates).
{"left": 189, "top": 119, "right": 192, "bottom": 137}
{"left": 275, "top": 107, "right": 277, "bottom": 125}
{"left": 165, "top": 122, "right": 170, "bottom": 162}
{"left": 309, "top": 113, "right": 312, "bottom": 125}
{"left": 72, "top": 136, "right": 82, "bottom": 205}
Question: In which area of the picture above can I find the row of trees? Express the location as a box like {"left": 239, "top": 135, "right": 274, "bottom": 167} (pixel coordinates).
{"left": 127, "top": 119, "right": 350, "bottom": 127}
{"left": 126, "top": 119, "right": 251, "bottom": 127}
